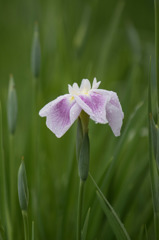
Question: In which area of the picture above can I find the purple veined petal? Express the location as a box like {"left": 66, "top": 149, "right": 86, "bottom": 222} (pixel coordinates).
{"left": 39, "top": 94, "right": 82, "bottom": 138}
{"left": 105, "top": 91, "right": 124, "bottom": 137}
{"left": 74, "top": 90, "right": 109, "bottom": 124}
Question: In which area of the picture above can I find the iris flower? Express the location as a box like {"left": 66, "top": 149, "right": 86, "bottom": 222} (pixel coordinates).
{"left": 39, "top": 78, "right": 124, "bottom": 138}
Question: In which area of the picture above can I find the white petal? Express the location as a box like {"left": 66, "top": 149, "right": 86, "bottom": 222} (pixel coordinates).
{"left": 92, "top": 77, "right": 101, "bottom": 89}
{"left": 68, "top": 83, "right": 80, "bottom": 95}
{"left": 68, "top": 85, "right": 73, "bottom": 95}
{"left": 80, "top": 79, "right": 91, "bottom": 91}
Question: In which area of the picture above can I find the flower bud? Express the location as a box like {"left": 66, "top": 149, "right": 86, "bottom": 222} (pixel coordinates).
{"left": 18, "top": 160, "right": 29, "bottom": 211}
{"left": 31, "top": 22, "right": 41, "bottom": 78}
{"left": 7, "top": 75, "right": 18, "bottom": 135}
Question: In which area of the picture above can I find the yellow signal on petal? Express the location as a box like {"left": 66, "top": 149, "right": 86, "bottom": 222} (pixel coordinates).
{"left": 69, "top": 96, "right": 75, "bottom": 102}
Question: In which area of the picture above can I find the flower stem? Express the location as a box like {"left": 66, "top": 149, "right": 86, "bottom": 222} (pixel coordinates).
{"left": 9, "top": 134, "right": 14, "bottom": 220}
{"left": 22, "top": 211, "right": 29, "bottom": 240}
{"left": 77, "top": 179, "right": 85, "bottom": 240}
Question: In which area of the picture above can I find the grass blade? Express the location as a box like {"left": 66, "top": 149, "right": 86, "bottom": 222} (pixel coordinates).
{"left": 89, "top": 173, "right": 131, "bottom": 240}
{"left": 82, "top": 208, "right": 90, "bottom": 240}
{"left": 148, "top": 57, "right": 159, "bottom": 240}
{"left": 0, "top": 103, "right": 12, "bottom": 240}
{"left": 32, "top": 221, "right": 34, "bottom": 240}
{"left": 0, "top": 219, "right": 5, "bottom": 240}
{"left": 97, "top": 1, "right": 124, "bottom": 76}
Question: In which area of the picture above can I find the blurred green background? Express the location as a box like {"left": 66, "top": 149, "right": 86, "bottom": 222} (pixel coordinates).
{"left": 0, "top": 0, "right": 156, "bottom": 239}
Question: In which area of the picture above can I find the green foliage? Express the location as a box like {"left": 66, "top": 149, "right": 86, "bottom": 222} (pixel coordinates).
{"left": 0, "top": 219, "right": 5, "bottom": 240}
{"left": 81, "top": 208, "right": 90, "bottom": 240}
{"left": 89, "top": 173, "right": 131, "bottom": 240}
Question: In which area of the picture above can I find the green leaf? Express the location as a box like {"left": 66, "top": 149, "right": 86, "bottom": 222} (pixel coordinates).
{"left": 99, "top": 101, "right": 144, "bottom": 193}
{"left": 148, "top": 56, "right": 159, "bottom": 239}
{"left": 32, "top": 221, "right": 34, "bottom": 240}
{"left": 89, "top": 173, "right": 131, "bottom": 240}
{"left": 0, "top": 103, "right": 5, "bottom": 220}
{"left": 150, "top": 115, "right": 157, "bottom": 158}
{"left": 97, "top": 1, "right": 124, "bottom": 76}
{"left": 0, "top": 219, "right": 5, "bottom": 240}
{"left": 144, "top": 225, "right": 149, "bottom": 240}
{"left": 81, "top": 208, "right": 90, "bottom": 240}
{"left": 156, "top": 127, "right": 159, "bottom": 171}
{"left": 138, "top": 225, "right": 149, "bottom": 240}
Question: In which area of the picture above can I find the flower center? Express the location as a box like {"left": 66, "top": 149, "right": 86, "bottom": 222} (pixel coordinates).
{"left": 81, "top": 88, "right": 89, "bottom": 95}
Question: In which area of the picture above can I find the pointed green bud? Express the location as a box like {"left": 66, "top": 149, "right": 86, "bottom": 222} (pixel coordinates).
{"left": 18, "top": 160, "right": 29, "bottom": 211}
{"left": 7, "top": 75, "right": 18, "bottom": 135}
{"left": 31, "top": 22, "right": 41, "bottom": 78}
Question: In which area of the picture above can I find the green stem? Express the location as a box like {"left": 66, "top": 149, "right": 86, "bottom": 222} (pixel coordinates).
{"left": 0, "top": 105, "right": 12, "bottom": 240}
{"left": 8, "top": 134, "right": 14, "bottom": 240}
{"left": 31, "top": 77, "right": 37, "bottom": 182}
{"left": 9, "top": 134, "right": 14, "bottom": 220}
{"left": 154, "top": 0, "right": 159, "bottom": 120}
{"left": 77, "top": 179, "right": 85, "bottom": 240}
{"left": 22, "top": 211, "right": 29, "bottom": 240}
{"left": 30, "top": 77, "right": 38, "bottom": 215}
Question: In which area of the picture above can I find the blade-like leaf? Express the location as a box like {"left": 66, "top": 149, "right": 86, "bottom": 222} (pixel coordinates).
{"left": 89, "top": 173, "right": 131, "bottom": 240}
{"left": 156, "top": 127, "right": 159, "bottom": 171}
{"left": 99, "top": 102, "right": 144, "bottom": 193}
{"left": 0, "top": 219, "right": 5, "bottom": 240}
{"left": 150, "top": 115, "right": 157, "bottom": 159}
{"left": 82, "top": 208, "right": 90, "bottom": 240}
{"left": 148, "top": 55, "right": 159, "bottom": 239}
{"left": 32, "top": 221, "right": 34, "bottom": 240}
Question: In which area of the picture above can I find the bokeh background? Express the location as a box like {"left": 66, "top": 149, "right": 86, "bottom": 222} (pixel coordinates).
{"left": 0, "top": 0, "right": 156, "bottom": 239}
